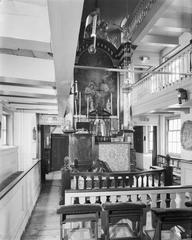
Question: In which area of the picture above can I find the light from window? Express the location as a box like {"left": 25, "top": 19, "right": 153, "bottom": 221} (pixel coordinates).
{"left": 167, "top": 118, "right": 181, "bottom": 155}
{"left": 2, "top": 115, "right": 7, "bottom": 145}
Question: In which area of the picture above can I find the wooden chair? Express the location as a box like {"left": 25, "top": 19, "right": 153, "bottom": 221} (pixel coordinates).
{"left": 101, "top": 202, "right": 146, "bottom": 240}
{"left": 151, "top": 208, "right": 192, "bottom": 240}
{"left": 57, "top": 204, "right": 102, "bottom": 240}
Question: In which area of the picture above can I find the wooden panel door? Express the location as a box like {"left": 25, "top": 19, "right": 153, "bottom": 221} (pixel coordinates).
{"left": 51, "top": 134, "right": 69, "bottom": 171}
{"left": 69, "top": 134, "right": 93, "bottom": 171}
{"left": 133, "top": 126, "right": 143, "bottom": 153}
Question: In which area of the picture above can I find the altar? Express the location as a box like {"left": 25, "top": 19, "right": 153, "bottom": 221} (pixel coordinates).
{"left": 94, "top": 142, "right": 130, "bottom": 171}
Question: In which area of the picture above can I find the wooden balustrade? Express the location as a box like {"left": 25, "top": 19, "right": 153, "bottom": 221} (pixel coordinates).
{"left": 59, "top": 168, "right": 171, "bottom": 205}
{"left": 132, "top": 41, "right": 192, "bottom": 103}
{"left": 157, "top": 155, "right": 181, "bottom": 183}
{"left": 68, "top": 169, "right": 165, "bottom": 191}
{"left": 64, "top": 185, "right": 192, "bottom": 209}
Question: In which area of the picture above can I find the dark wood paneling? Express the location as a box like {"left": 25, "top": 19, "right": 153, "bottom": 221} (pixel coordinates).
{"left": 51, "top": 134, "right": 69, "bottom": 171}
{"left": 69, "top": 134, "right": 93, "bottom": 170}
{"left": 134, "top": 126, "right": 143, "bottom": 153}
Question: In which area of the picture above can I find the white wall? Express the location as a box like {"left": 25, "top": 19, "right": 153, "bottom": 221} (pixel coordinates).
{"left": 0, "top": 146, "right": 18, "bottom": 183}
{"left": 0, "top": 103, "right": 2, "bottom": 145}
{"left": 0, "top": 161, "right": 41, "bottom": 240}
{"left": 13, "top": 112, "right": 37, "bottom": 171}
{"left": 180, "top": 110, "right": 192, "bottom": 185}
{"left": 158, "top": 115, "right": 166, "bottom": 155}
{"left": 136, "top": 152, "right": 152, "bottom": 170}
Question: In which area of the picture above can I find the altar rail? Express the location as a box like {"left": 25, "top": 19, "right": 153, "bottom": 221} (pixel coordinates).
{"left": 70, "top": 168, "right": 166, "bottom": 190}
{"left": 65, "top": 185, "right": 192, "bottom": 210}
{"left": 60, "top": 168, "right": 173, "bottom": 205}
{"left": 132, "top": 41, "right": 192, "bottom": 102}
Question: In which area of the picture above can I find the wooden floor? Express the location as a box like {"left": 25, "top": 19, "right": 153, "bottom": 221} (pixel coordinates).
{"left": 21, "top": 172, "right": 61, "bottom": 240}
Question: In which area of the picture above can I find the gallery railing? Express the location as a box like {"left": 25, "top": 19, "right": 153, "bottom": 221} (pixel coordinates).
{"left": 132, "top": 41, "right": 192, "bottom": 102}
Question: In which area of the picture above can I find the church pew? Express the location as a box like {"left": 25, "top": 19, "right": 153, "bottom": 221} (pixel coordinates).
{"left": 151, "top": 208, "right": 192, "bottom": 240}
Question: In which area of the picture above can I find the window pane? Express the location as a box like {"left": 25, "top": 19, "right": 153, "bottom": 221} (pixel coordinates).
{"left": 168, "top": 132, "right": 172, "bottom": 142}
{"left": 169, "top": 120, "right": 173, "bottom": 130}
{"left": 172, "top": 132, "right": 176, "bottom": 141}
{"left": 167, "top": 118, "right": 181, "bottom": 155}
{"left": 177, "top": 119, "right": 181, "bottom": 129}
{"left": 176, "top": 132, "right": 180, "bottom": 142}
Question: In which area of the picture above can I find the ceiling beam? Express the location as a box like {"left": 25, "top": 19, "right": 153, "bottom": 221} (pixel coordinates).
{"left": 0, "top": 76, "right": 55, "bottom": 88}
{"left": 1, "top": 96, "right": 57, "bottom": 104}
{"left": 0, "top": 92, "right": 56, "bottom": 99}
{"left": 0, "top": 36, "right": 51, "bottom": 52}
{"left": 47, "top": 0, "right": 84, "bottom": 118}
{"left": 0, "top": 85, "right": 56, "bottom": 96}
{"left": 131, "top": 0, "right": 172, "bottom": 45}
{"left": 0, "top": 0, "right": 51, "bottom": 52}
{"left": 155, "top": 17, "right": 192, "bottom": 30}
{"left": 141, "top": 34, "right": 179, "bottom": 47}
{"left": 0, "top": 54, "right": 55, "bottom": 86}
{"left": 9, "top": 103, "right": 58, "bottom": 110}
{"left": 15, "top": 109, "right": 58, "bottom": 114}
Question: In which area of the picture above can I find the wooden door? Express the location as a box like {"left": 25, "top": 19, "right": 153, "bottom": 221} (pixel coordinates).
{"left": 152, "top": 126, "right": 157, "bottom": 165}
{"left": 133, "top": 126, "right": 143, "bottom": 153}
{"left": 51, "top": 134, "right": 69, "bottom": 171}
{"left": 69, "top": 134, "right": 93, "bottom": 171}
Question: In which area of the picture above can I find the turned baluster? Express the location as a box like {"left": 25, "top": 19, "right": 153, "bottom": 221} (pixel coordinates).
{"left": 76, "top": 176, "right": 79, "bottom": 190}
{"left": 106, "top": 176, "right": 110, "bottom": 189}
{"left": 114, "top": 176, "right": 118, "bottom": 188}
{"left": 91, "top": 176, "right": 94, "bottom": 189}
{"left": 152, "top": 175, "right": 155, "bottom": 186}
{"left": 158, "top": 173, "right": 161, "bottom": 186}
{"left": 99, "top": 175, "right": 102, "bottom": 189}
{"left": 146, "top": 174, "right": 149, "bottom": 187}
{"left": 141, "top": 175, "right": 144, "bottom": 187}
{"left": 136, "top": 176, "right": 139, "bottom": 187}
{"left": 83, "top": 176, "right": 87, "bottom": 189}
{"left": 122, "top": 176, "right": 126, "bottom": 188}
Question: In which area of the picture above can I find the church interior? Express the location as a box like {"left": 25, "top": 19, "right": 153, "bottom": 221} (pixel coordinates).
{"left": 0, "top": 0, "right": 192, "bottom": 239}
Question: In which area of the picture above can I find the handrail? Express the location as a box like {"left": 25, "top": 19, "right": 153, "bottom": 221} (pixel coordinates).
{"left": 70, "top": 169, "right": 165, "bottom": 178}
{"left": 66, "top": 184, "right": 192, "bottom": 193}
{"left": 157, "top": 154, "right": 192, "bottom": 164}
{"left": 0, "top": 159, "right": 41, "bottom": 200}
{"left": 62, "top": 168, "right": 165, "bottom": 192}
{"left": 64, "top": 184, "right": 192, "bottom": 208}
{"left": 134, "top": 41, "right": 192, "bottom": 87}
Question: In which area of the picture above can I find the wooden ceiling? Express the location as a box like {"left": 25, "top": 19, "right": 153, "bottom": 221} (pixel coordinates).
{"left": 0, "top": 0, "right": 192, "bottom": 116}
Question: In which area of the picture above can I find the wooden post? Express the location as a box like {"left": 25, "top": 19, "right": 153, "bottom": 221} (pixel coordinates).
{"left": 164, "top": 166, "right": 173, "bottom": 186}
{"left": 60, "top": 169, "right": 71, "bottom": 205}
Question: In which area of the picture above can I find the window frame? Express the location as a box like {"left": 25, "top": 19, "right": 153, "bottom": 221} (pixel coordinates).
{"left": 166, "top": 116, "right": 181, "bottom": 157}
{"left": 147, "top": 125, "right": 153, "bottom": 153}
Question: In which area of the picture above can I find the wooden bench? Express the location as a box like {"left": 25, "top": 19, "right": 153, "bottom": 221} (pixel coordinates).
{"left": 57, "top": 204, "right": 102, "bottom": 240}
{"left": 151, "top": 208, "right": 192, "bottom": 240}
{"left": 101, "top": 202, "right": 146, "bottom": 240}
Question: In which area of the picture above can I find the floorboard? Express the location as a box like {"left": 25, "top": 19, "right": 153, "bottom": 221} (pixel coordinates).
{"left": 21, "top": 172, "right": 61, "bottom": 240}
